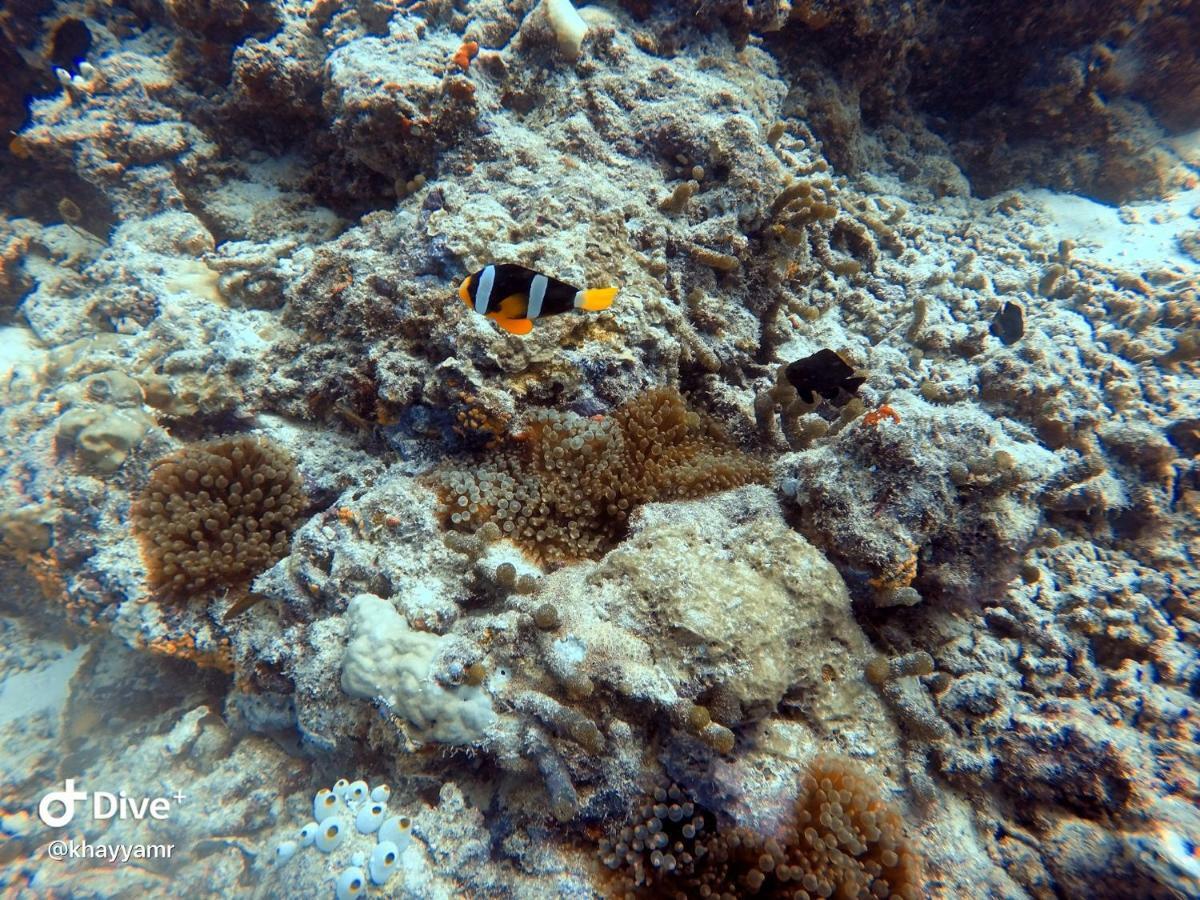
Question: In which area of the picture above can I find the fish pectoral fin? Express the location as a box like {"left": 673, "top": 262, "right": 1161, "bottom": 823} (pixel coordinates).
{"left": 578, "top": 287, "right": 618, "bottom": 311}
{"left": 495, "top": 316, "right": 534, "bottom": 335}
{"left": 497, "top": 292, "right": 528, "bottom": 318}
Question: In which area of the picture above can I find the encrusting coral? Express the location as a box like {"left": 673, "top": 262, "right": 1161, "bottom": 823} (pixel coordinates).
{"left": 436, "top": 388, "right": 770, "bottom": 564}
{"left": 132, "top": 436, "right": 306, "bottom": 599}
{"left": 598, "top": 755, "right": 923, "bottom": 899}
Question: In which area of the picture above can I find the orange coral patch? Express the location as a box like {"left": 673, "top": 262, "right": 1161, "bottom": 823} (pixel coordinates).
{"left": 452, "top": 40, "right": 479, "bottom": 71}
{"left": 863, "top": 403, "right": 901, "bottom": 426}
{"left": 868, "top": 550, "right": 918, "bottom": 592}
{"left": 145, "top": 634, "right": 235, "bottom": 673}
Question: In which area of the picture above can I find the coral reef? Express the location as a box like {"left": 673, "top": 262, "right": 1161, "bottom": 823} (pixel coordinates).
{"left": 779, "top": 398, "right": 1049, "bottom": 606}
{"left": 0, "top": 0, "right": 1196, "bottom": 898}
{"left": 739, "top": 0, "right": 1197, "bottom": 201}
{"left": 589, "top": 488, "right": 871, "bottom": 719}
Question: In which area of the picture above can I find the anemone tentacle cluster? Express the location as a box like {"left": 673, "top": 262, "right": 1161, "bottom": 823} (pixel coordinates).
{"left": 132, "top": 436, "right": 306, "bottom": 598}
{"left": 599, "top": 756, "right": 922, "bottom": 899}
{"left": 438, "top": 387, "right": 770, "bottom": 563}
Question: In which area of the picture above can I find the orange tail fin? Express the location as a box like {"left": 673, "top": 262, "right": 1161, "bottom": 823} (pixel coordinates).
{"left": 578, "top": 287, "right": 617, "bottom": 311}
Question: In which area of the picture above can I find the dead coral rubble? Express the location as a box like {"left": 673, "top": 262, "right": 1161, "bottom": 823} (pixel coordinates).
{"left": 781, "top": 399, "right": 1044, "bottom": 606}
{"left": 662, "top": 0, "right": 1196, "bottom": 201}
{"left": 437, "top": 387, "right": 770, "bottom": 564}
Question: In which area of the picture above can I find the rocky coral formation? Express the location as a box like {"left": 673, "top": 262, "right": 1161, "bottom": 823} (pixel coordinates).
{"left": 591, "top": 488, "right": 871, "bottom": 720}
{"left": 779, "top": 396, "right": 1049, "bottom": 606}
{"left": 686, "top": 0, "right": 1198, "bottom": 202}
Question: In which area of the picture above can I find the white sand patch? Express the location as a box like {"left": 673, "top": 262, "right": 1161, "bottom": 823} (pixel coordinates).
{"left": 0, "top": 645, "right": 87, "bottom": 728}
{"left": 0, "top": 325, "right": 46, "bottom": 383}
{"left": 1030, "top": 187, "right": 1200, "bottom": 271}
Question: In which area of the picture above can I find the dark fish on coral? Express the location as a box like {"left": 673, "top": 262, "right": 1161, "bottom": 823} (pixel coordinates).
{"left": 989, "top": 300, "right": 1025, "bottom": 345}
{"left": 458, "top": 263, "right": 617, "bottom": 335}
{"left": 784, "top": 348, "right": 866, "bottom": 405}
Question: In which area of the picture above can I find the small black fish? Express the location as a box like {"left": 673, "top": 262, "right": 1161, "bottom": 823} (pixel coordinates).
{"left": 458, "top": 263, "right": 617, "bottom": 334}
{"left": 989, "top": 301, "right": 1025, "bottom": 345}
{"left": 784, "top": 349, "right": 866, "bottom": 405}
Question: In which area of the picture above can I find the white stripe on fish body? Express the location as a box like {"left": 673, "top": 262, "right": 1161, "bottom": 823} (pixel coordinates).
{"left": 573, "top": 289, "right": 585, "bottom": 309}
{"left": 527, "top": 274, "right": 548, "bottom": 320}
{"left": 475, "top": 265, "right": 495, "bottom": 315}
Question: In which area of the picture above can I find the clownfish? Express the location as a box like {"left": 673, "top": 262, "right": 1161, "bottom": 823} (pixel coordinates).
{"left": 458, "top": 264, "right": 617, "bottom": 335}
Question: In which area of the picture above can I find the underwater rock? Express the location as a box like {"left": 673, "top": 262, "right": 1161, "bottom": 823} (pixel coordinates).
{"left": 780, "top": 396, "right": 1053, "bottom": 605}
{"left": 594, "top": 486, "right": 869, "bottom": 717}
{"left": 340, "top": 592, "right": 497, "bottom": 745}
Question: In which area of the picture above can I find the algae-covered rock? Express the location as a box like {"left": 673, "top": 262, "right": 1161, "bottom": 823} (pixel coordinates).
{"left": 1, "top": 2, "right": 1197, "bottom": 898}
{"left": 56, "top": 404, "right": 152, "bottom": 473}
{"left": 0, "top": 504, "right": 53, "bottom": 554}
{"left": 597, "top": 485, "right": 869, "bottom": 718}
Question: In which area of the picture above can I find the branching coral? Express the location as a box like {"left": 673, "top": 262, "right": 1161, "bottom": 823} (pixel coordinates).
{"left": 437, "top": 388, "right": 769, "bottom": 564}
{"left": 598, "top": 756, "right": 923, "bottom": 899}
{"left": 132, "top": 436, "right": 306, "bottom": 599}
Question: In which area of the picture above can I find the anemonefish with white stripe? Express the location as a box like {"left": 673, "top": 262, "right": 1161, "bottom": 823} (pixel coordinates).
{"left": 458, "top": 264, "right": 618, "bottom": 335}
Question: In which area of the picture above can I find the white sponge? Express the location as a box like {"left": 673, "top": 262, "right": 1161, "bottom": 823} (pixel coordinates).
{"left": 341, "top": 594, "right": 497, "bottom": 744}
{"left": 542, "top": 0, "right": 588, "bottom": 60}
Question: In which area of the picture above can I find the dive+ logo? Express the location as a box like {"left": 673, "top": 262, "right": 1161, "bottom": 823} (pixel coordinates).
{"left": 37, "top": 780, "right": 185, "bottom": 828}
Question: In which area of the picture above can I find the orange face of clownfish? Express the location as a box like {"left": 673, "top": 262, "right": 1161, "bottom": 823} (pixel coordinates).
{"left": 457, "top": 263, "right": 617, "bottom": 335}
